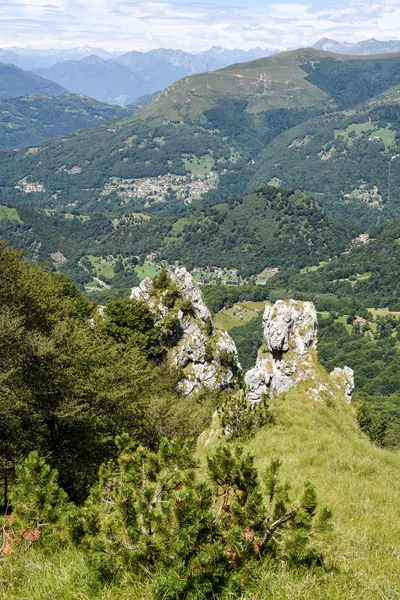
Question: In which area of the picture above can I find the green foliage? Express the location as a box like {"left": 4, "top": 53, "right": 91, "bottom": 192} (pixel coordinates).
{"left": 285, "top": 217, "right": 400, "bottom": 310}
{"left": 317, "top": 317, "right": 400, "bottom": 447}
{"left": 250, "top": 97, "right": 400, "bottom": 227}
{"left": 180, "top": 297, "right": 194, "bottom": 316}
{"left": 204, "top": 341, "right": 215, "bottom": 363}
{"left": 160, "top": 187, "right": 353, "bottom": 277}
{"left": 203, "top": 284, "right": 270, "bottom": 313}
{"left": 152, "top": 268, "right": 170, "bottom": 290}
{"left": 0, "top": 243, "right": 199, "bottom": 505}
{"left": 230, "top": 311, "right": 264, "bottom": 371}
{"left": 101, "top": 297, "right": 163, "bottom": 360}
{"left": 218, "top": 348, "right": 237, "bottom": 369}
{"left": 71, "top": 438, "right": 330, "bottom": 597}
{"left": 0, "top": 94, "right": 132, "bottom": 150}
{"left": 219, "top": 393, "right": 273, "bottom": 439}
{"left": 1, "top": 452, "right": 70, "bottom": 556}
{"left": 356, "top": 403, "right": 389, "bottom": 447}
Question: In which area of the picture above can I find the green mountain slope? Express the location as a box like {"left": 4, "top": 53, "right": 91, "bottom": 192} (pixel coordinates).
{"left": 136, "top": 49, "right": 330, "bottom": 124}
{"left": 0, "top": 246, "right": 399, "bottom": 599}
{"left": 0, "top": 94, "right": 134, "bottom": 149}
{"left": 0, "top": 185, "right": 353, "bottom": 288}
{"left": 159, "top": 186, "right": 354, "bottom": 276}
{"left": 2, "top": 358, "right": 400, "bottom": 599}
{"left": 249, "top": 90, "right": 400, "bottom": 227}
{"left": 287, "top": 216, "right": 400, "bottom": 309}
{"left": 137, "top": 48, "right": 400, "bottom": 123}
{"left": 227, "top": 385, "right": 400, "bottom": 598}
{"left": 0, "top": 62, "right": 66, "bottom": 99}
{"left": 2, "top": 50, "right": 400, "bottom": 217}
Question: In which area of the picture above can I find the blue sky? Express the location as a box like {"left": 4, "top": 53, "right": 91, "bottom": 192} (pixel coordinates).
{"left": 1, "top": 0, "right": 400, "bottom": 51}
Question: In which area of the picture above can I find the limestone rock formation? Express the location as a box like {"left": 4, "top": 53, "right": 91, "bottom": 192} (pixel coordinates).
{"left": 330, "top": 366, "right": 355, "bottom": 402}
{"left": 245, "top": 299, "right": 354, "bottom": 403}
{"left": 245, "top": 299, "right": 317, "bottom": 402}
{"left": 131, "top": 267, "right": 240, "bottom": 396}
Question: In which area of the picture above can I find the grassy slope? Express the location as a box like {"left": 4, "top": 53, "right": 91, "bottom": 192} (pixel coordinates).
{"left": 214, "top": 301, "right": 266, "bottom": 330}
{"left": 137, "top": 49, "right": 330, "bottom": 124}
{"left": 198, "top": 357, "right": 400, "bottom": 599}
{"left": 1, "top": 355, "right": 399, "bottom": 598}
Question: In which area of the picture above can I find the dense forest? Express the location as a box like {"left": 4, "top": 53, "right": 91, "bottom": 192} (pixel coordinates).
{"left": 284, "top": 217, "right": 400, "bottom": 310}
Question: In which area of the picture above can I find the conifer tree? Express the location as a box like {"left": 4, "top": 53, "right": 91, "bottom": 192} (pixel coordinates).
{"left": 1, "top": 452, "right": 70, "bottom": 556}
{"left": 73, "top": 437, "right": 333, "bottom": 598}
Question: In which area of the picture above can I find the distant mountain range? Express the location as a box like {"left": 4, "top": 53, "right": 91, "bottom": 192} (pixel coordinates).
{"left": 3, "top": 41, "right": 400, "bottom": 106}
{"left": 312, "top": 37, "right": 400, "bottom": 55}
{"left": 4, "top": 47, "right": 400, "bottom": 226}
{"left": 0, "top": 46, "right": 123, "bottom": 70}
{"left": 1, "top": 46, "right": 277, "bottom": 105}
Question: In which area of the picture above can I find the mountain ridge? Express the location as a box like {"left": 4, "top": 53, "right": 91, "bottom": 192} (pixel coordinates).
{"left": 0, "top": 62, "right": 66, "bottom": 99}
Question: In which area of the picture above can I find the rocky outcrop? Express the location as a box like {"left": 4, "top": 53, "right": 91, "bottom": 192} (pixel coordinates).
{"left": 245, "top": 299, "right": 317, "bottom": 402}
{"left": 245, "top": 299, "right": 354, "bottom": 403}
{"left": 131, "top": 267, "right": 240, "bottom": 396}
{"left": 330, "top": 366, "right": 355, "bottom": 402}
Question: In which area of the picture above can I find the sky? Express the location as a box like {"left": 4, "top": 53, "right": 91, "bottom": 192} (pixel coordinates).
{"left": 1, "top": 0, "right": 400, "bottom": 52}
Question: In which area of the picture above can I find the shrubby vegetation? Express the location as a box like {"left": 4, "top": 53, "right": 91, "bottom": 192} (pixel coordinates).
{"left": 0, "top": 243, "right": 216, "bottom": 505}
{"left": 317, "top": 316, "right": 400, "bottom": 447}
{"left": 0, "top": 244, "right": 339, "bottom": 598}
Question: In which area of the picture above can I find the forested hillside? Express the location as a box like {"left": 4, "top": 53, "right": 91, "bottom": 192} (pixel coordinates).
{"left": 0, "top": 94, "right": 133, "bottom": 149}
{"left": 159, "top": 186, "right": 353, "bottom": 276}
{"left": 2, "top": 49, "right": 400, "bottom": 224}
{"left": 251, "top": 90, "right": 400, "bottom": 226}
{"left": 0, "top": 185, "right": 353, "bottom": 290}
{"left": 285, "top": 216, "right": 400, "bottom": 310}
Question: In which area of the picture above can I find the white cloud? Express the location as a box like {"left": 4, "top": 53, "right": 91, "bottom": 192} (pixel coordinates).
{"left": 1, "top": 0, "right": 400, "bottom": 51}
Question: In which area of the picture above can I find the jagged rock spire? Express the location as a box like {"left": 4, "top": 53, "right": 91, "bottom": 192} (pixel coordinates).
{"left": 245, "top": 299, "right": 354, "bottom": 403}
{"left": 131, "top": 267, "right": 240, "bottom": 396}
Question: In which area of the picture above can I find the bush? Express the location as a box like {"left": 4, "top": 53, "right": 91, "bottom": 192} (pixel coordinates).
{"left": 73, "top": 437, "right": 332, "bottom": 596}
{"left": 219, "top": 348, "right": 236, "bottom": 369}
{"left": 219, "top": 392, "right": 273, "bottom": 439}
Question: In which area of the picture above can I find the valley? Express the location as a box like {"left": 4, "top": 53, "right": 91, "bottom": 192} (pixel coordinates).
{"left": 2, "top": 39, "right": 400, "bottom": 600}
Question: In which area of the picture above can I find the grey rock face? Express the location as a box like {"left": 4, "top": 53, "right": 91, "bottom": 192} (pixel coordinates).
{"left": 171, "top": 267, "right": 213, "bottom": 324}
{"left": 245, "top": 299, "right": 354, "bottom": 404}
{"left": 330, "top": 366, "right": 355, "bottom": 402}
{"left": 245, "top": 299, "right": 317, "bottom": 402}
{"left": 131, "top": 267, "right": 240, "bottom": 396}
{"left": 263, "top": 299, "right": 317, "bottom": 356}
